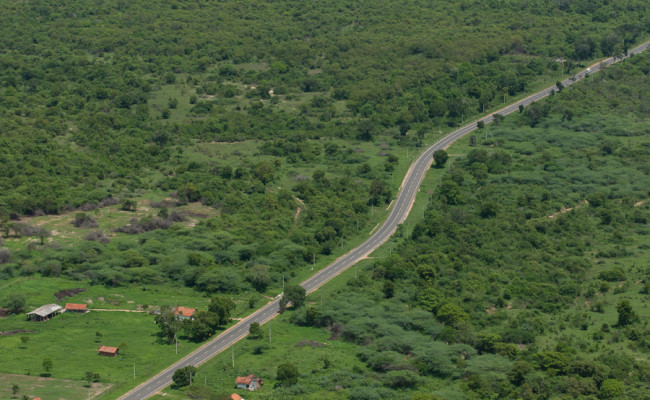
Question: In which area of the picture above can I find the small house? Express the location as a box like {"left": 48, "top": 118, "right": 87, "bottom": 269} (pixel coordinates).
{"left": 27, "top": 304, "right": 62, "bottom": 321}
{"left": 174, "top": 306, "right": 196, "bottom": 321}
{"left": 235, "top": 374, "right": 263, "bottom": 391}
{"left": 65, "top": 303, "right": 88, "bottom": 312}
{"left": 98, "top": 345, "right": 119, "bottom": 357}
{"left": 230, "top": 394, "right": 244, "bottom": 400}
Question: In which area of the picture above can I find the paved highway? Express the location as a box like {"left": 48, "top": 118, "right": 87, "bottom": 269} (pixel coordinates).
{"left": 119, "top": 41, "right": 649, "bottom": 400}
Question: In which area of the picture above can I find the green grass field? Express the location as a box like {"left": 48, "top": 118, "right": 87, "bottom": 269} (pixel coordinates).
{"left": 0, "top": 373, "right": 112, "bottom": 400}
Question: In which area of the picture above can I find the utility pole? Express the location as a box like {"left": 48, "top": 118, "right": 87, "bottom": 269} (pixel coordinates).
{"left": 133, "top": 363, "right": 135, "bottom": 380}
{"left": 312, "top": 252, "right": 315, "bottom": 271}
{"left": 232, "top": 345, "right": 235, "bottom": 368}
{"left": 269, "top": 324, "right": 272, "bottom": 343}
{"left": 320, "top": 291, "right": 323, "bottom": 307}
{"left": 189, "top": 371, "right": 192, "bottom": 386}
{"left": 204, "top": 376, "right": 207, "bottom": 386}
{"left": 175, "top": 334, "right": 178, "bottom": 354}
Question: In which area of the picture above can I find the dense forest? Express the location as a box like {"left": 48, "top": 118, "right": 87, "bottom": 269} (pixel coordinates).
{"left": 0, "top": 0, "right": 649, "bottom": 399}
{"left": 1, "top": 0, "right": 649, "bottom": 216}
{"left": 1, "top": 0, "right": 649, "bottom": 295}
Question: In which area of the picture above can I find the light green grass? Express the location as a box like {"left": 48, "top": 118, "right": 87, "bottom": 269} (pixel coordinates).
{"left": 159, "top": 318, "right": 366, "bottom": 400}
{"left": 0, "top": 373, "right": 111, "bottom": 400}
{"left": 0, "top": 312, "right": 201, "bottom": 395}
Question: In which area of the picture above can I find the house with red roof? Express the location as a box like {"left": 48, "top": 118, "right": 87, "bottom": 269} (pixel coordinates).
{"left": 65, "top": 303, "right": 88, "bottom": 312}
{"left": 98, "top": 345, "right": 119, "bottom": 357}
{"left": 235, "top": 374, "right": 263, "bottom": 391}
{"left": 174, "top": 306, "right": 196, "bottom": 321}
{"left": 229, "top": 394, "right": 244, "bottom": 400}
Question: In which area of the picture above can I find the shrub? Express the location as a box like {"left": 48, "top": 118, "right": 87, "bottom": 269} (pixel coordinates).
{"left": 72, "top": 213, "right": 98, "bottom": 228}
{"left": 172, "top": 366, "right": 197, "bottom": 388}
{"left": 84, "top": 231, "right": 110, "bottom": 244}
{"left": 597, "top": 268, "right": 625, "bottom": 282}
{"left": 0, "top": 248, "right": 10, "bottom": 264}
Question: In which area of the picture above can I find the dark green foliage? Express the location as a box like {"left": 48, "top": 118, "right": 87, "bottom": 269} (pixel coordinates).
{"left": 42, "top": 357, "right": 53, "bottom": 377}
{"left": 598, "top": 268, "right": 625, "bottom": 282}
{"left": 280, "top": 285, "right": 306, "bottom": 309}
{"left": 248, "top": 322, "right": 263, "bottom": 339}
{"left": 436, "top": 304, "right": 470, "bottom": 327}
{"left": 184, "top": 311, "right": 223, "bottom": 342}
{"left": 616, "top": 300, "right": 638, "bottom": 326}
{"left": 598, "top": 379, "right": 624, "bottom": 399}
{"left": 121, "top": 200, "right": 137, "bottom": 212}
{"left": 208, "top": 296, "right": 236, "bottom": 327}
{"left": 154, "top": 305, "right": 181, "bottom": 344}
{"left": 381, "top": 281, "right": 395, "bottom": 299}
{"left": 384, "top": 370, "right": 419, "bottom": 388}
{"left": 4, "top": 293, "right": 26, "bottom": 314}
{"left": 276, "top": 362, "right": 299, "bottom": 386}
{"left": 433, "top": 150, "right": 449, "bottom": 169}
{"left": 84, "top": 371, "right": 100, "bottom": 385}
{"left": 172, "top": 366, "right": 197, "bottom": 388}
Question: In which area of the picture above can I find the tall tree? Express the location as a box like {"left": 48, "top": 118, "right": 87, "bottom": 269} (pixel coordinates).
{"left": 42, "top": 357, "right": 53, "bottom": 376}
{"left": 280, "top": 285, "right": 306, "bottom": 309}
{"left": 616, "top": 300, "right": 638, "bottom": 326}
{"left": 208, "top": 296, "right": 236, "bottom": 326}
{"left": 433, "top": 150, "right": 449, "bottom": 169}
{"left": 5, "top": 294, "right": 26, "bottom": 315}
{"left": 276, "top": 362, "right": 299, "bottom": 386}
{"left": 154, "top": 305, "right": 181, "bottom": 344}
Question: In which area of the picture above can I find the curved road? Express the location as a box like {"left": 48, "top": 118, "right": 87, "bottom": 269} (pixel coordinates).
{"left": 119, "top": 41, "right": 649, "bottom": 400}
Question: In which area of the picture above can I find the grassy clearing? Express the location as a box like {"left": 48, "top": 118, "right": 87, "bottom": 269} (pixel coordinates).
{"left": 3, "top": 199, "right": 217, "bottom": 251}
{"left": 159, "top": 317, "right": 368, "bottom": 400}
{"left": 0, "top": 373, "right": 111, "bottom": 400}
{"left": 0, "top": 312, "right": 201, "bottom": 394}
{"left": 0, "top": 276, "right": 213, "bottom": 312}
{"left": 0, "top": 278, "right": 282, "bottom": 400}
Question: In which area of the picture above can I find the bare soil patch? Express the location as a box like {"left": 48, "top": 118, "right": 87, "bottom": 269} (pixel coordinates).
{"left": 0, "top": 329, "right": 36, "bottom": 336}
{"left": 328, "top": 323, "right": 343, "bottom": 340}
{"left": 54, "top": 288, "right": 87, "bottom": 301}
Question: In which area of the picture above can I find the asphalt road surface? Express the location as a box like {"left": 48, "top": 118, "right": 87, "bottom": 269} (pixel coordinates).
{"left": 119, "top": 41, "right": 649, "bottom": 400}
